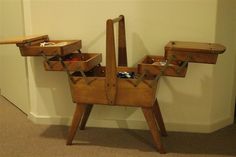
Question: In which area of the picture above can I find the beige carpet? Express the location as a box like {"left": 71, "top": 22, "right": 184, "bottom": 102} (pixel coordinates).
{"left": 0, "top": 96, "right": 236, "bottom": 157}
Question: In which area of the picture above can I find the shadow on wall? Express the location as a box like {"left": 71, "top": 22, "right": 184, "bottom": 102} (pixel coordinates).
{"left": 159, "top": 75, "right": 212, "bottom": 128}
{"left": 212, "top": 0, "right": 236, "bottom": 125}
{"left": 30, "top": 57, "right": 75, "bottom": 120}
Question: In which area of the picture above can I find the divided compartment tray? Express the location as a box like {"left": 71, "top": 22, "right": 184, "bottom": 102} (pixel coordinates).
{"left": 18, "top": 40, "right": 82, "bottom": 56}
{"left": 0, "top": 35, "right": 82, "bottom": 56}
{"left": 138, "top": 55, "right": 187, "bottom": 77}
{"left": 69, "top": 66, "right": 157, "bottom": 107}
{"left": 165, "top": 41, "right": 226, "bottom": 64}
{"left": 44, "top": 53, "right": 102, "bottom": 72}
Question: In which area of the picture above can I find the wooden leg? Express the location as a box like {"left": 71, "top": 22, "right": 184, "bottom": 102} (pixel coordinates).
{"left": 153, "top": 99, "right": 167, "bottom": 136}
{"left": 67, "top": 104, "right": 85, "bottom": 145}
{"left": 142, "top": 107, "right": 165, "bottom": 154}
{"left": 79, "top": 104, "right": 93, "bottom": 130}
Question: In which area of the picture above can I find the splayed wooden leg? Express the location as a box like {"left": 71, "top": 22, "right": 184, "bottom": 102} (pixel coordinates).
{"left": 67, "top": 104, "right": 85, "bottom": 145}
{"left": 142, "top": 107, "right": 166, "bottom": 154}
{"left": 79, "top": 104, "right": 93, "bottom": 130}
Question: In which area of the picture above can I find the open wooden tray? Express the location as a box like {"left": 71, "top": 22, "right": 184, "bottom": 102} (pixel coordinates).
{"left": 69, "top": 66, "right": 157, "bottom": 107}
{"left": 44, "top": 53, "right": 102, "bottom": 72}
{"left": 0, "top": 35, "right": 82, "bottom": 56}
{"left": 138, "top": 55, "right": 187, "bottom": 77}
{"left": 165, "top": 41, "right": 226, "bottom": 64}
{"left": 18, "top": 39, "right": 82, "bottom": 56}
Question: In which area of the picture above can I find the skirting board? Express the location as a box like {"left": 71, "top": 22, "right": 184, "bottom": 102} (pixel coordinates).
{"left": 28, "top": 112, "right": 233, "bottom": 133}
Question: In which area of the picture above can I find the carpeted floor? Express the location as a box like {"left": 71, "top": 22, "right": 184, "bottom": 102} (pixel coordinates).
{"left": 0, "top": 96, "right": 236, "bottom": 157}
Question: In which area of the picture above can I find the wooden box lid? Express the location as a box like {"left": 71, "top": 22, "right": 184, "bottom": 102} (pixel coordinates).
{"left": 165, "top": 41, "right": 226, "bottom": 54}
{"left": 0, "top": 35, "right": 49, "bottom": 45}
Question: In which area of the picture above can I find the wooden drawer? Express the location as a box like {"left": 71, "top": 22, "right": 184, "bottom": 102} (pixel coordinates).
{"left": 165, "top": 41, "right": 226, "bottom": 64}
{"left": 0, "top": 35, "right": 82, "bottom": 56}
{"left": 138, "top": 55, "right": 187, "bottom": 77}
{"left": 44, "top": 53, "right": 102, "bottom": 72}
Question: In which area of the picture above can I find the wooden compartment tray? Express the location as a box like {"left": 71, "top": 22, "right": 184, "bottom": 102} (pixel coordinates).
{"left": 138, "top": 55, "right": 187, "bottom": 77}
{"left": 0, "top": 35, "right": 82, "bottom": 56}
{"left": 69, "top": 66, "right": 157, "bottom": 107}
{"left": 44, "top": 53, "right": 102, "bottom": 72}
{"left": 165, "top": 41, "right": 226, "bottom": 64}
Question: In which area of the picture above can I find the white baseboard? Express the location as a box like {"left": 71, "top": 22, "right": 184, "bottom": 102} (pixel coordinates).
{"left": 28, "top": 112, "right": 72, "bottom": 125}
{"left": 28, "top": 112, "right": 233, "bottom": 133}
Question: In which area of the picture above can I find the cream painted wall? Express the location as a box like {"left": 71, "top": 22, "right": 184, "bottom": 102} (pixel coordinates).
{"left": 211, "top": 0, "right": 235, "bottom": 131}
{"left": 0, "top": 0, "right": 29, "bottom": 114}
{"left": 234, "top": 0, "right": 236, "bottom": 112}
{"left": 0, "top": 0, "right": 3, "bottom": 91}
{"left": 24, "top": 0, "right": 233, "bottom": 132}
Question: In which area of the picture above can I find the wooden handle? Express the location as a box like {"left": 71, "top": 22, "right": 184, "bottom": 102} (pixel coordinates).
{"left": 105, "top": 19, "right": 117, "bottom": 105}
{"left": 118, "top": 15, "right": 127, "bottom": 66}
{"left": 112, "top": 15, "right": 124, "bottom": 23}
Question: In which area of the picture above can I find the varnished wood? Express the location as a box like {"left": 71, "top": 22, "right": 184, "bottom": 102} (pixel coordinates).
{"left": 105, "top": 19, "right": 118, "bottom": 105}
{"left": 165, "top": 41, "right": 226, "bottom": 64}
{"left": 165, "top": 41, "right": 226, "bottom": 54}
{"left": 118, "top": 15, "right": 127, "bottom": 66}
{"left": 142, "top": 107, "right": 165, "bottom": 154}
{"left": 67, "top": 104, "right": 86, "bottom": 145}
{"left": 0, "top": 35, "right": 48, "bottom": 44}
{"left": 0, "top": 35, "right": 82, "bottom": 56}
{"left": 44, "top": 53, "right": 102, "bottom": 71}
{"left": 19, "top": 40, "right": 82, "bottom": 56}
{"left": 165, "top": 50, "right": 218, "bottom": 64}
{"left": 112, "top": 16, "right": 123, "bottom": 23}
{"left": 153, "top": 99, "right": 167, "bottom": 136}
{"left": 79, "top": 104, "right": 93, "bottom": 130}
{"left": 70, "top": 77, "right": 156, "bottom": 107}
{"left": 138, "top": 55, "right": 188, "bottom": 77}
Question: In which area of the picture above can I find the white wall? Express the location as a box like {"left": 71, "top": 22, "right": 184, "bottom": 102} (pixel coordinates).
{"left": 211, "top": 0, "right": 236, "bottom": 131}
{"left": 0, "top": 0, "right": 29, "bottom": 113}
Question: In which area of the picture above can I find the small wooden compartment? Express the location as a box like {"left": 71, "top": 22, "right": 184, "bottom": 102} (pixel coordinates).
{"left": 165, "top": 41, "right": 226, "bottom": 64}
{"left": 138, "top": 55, "right": 187, "bottom": 77}
{"left": 69, "top": 66, "right": 157, "bottom": 107}
{"left": 44, "top": 53, "right": 102, "bottom": 72}
{"left": 0, "top": 35, "right": 82, "bottom": 56}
